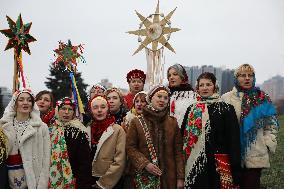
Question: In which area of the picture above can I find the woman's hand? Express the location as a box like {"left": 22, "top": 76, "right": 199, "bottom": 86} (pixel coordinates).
{"left": 177, "top": 179, "right": 184, "bottom": 189}
{"left": 145, "top": 163, "right": 162, "bottom": 176}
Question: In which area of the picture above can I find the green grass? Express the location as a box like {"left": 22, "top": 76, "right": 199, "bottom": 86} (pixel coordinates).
{"left": 261, "top": 115, "right": 284, "bottom": 189}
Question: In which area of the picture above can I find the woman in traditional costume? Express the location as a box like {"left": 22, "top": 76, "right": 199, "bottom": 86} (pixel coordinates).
{"left": 167, "top": 64, "right": 195, "bottom": 128}
{"left": 127, "top": 85, "right": 184, "bottom": 189}
{"left": 48, "top": 97, "right": 91, "bottom": 189}
{"left": 181, "top": 72, "right": 241, "bottom": 189}
{"left": 36, "top": 90, "right": 55, "bottom": 126}
{"left": 222, "top": 64, "right": 279, "bottom": 189}
{"left": 83, "top": 84, "right": 107, "bottom": 125}
{"left": 122, "top": 91, "right": 147, "bottom": 132}
{"left": 106, "top": 87, "right": 128, "bottom": 125}
{"left": 0, "top": 89, "right": 51, "bottom": 188}
{"left": 87, "top": 95, "right": 126, "bottom": 189}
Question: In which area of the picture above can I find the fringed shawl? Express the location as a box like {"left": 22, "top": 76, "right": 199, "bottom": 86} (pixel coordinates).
{"left": 239, "top": 87, "right": 279, "bottom": 159}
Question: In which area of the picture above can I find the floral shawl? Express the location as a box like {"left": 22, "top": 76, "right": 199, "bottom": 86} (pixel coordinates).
{"left": 183, "top": 93, "right": 221, "bottom": 186}
{"left": 239, "top": 87, "right": 279, "bottom": 159}
{"left": 48, "top": 120, "right": 76, "bottom": 189}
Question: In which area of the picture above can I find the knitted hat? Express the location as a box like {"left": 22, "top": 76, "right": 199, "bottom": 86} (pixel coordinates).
{"left": 146, "top": 85, "right": 170, "bottom": 104}
{"left": 126, "top": 69, "right": 146, "bottom": 83}
{"left": 167, "top": 64, "right": 189, "bottom": 83}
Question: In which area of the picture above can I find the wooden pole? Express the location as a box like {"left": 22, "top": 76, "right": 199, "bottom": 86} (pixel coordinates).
{"left": 12, "top": 49, "right": 18, "bottom": 93}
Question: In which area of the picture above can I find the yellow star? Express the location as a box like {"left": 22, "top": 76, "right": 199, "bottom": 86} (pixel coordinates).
{"left": 127, "top": 1, "right": 180, "bottom": 55}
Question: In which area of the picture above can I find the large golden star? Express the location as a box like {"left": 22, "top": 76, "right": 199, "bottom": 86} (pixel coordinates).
{"left": 127, "top": 1, "right": 180, "bottom": 55}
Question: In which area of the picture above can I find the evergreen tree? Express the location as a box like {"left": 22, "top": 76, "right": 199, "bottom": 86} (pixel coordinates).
{"left": 45, "top": 62, "right": 88, "bottom": 104}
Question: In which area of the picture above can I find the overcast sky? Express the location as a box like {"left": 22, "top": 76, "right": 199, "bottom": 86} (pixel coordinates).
{"left": 1, "top": 0, "right": 284, "bottom": 93}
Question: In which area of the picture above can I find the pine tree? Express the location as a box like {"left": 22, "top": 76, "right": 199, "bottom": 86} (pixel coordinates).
{"left": 45, "top": 62, "right": 88, "bottom": 104}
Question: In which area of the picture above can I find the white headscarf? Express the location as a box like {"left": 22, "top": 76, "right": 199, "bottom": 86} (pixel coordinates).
{"left": 1, "top": 88, "right": 40, "bottom": 122}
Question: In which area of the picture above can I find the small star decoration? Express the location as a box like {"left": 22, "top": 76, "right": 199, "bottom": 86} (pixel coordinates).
{"left": 53, "top": 40, "right": 85, "bottom": 71}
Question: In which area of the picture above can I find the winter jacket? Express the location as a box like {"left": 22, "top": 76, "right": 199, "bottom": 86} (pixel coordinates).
{"left": 0, "top": 111, "right": 51, "bottom": 189}
{"left": 126, "top": 106, "right": 185, "bottom": 189}
{"left": 222, "top": 87, "right": 278, "bottom": 168}
{"left": 88, "top": 124, "right": 126, "bottom": 189}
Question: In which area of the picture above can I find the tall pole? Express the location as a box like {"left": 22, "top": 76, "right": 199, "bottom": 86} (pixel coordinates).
{"left": 13, "top": 49, "right": 19, "bottom": 93}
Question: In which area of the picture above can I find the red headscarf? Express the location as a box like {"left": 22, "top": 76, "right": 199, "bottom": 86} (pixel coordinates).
{"left": 89, "top": 95, "right": 115, "bottom": 145}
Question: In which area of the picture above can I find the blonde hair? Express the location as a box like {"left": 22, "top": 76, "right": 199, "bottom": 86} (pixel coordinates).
{"left": 234, "top": 64, "right": 255, "bottom": 77}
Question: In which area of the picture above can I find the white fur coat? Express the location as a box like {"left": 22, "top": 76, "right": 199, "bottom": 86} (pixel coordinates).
{"left": 0, "top": 111, "right": 51, "bottom": 189}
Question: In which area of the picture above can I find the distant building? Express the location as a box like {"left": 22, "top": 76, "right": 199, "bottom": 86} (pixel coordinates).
{"left": 184, "top": 65, "right": 234, "bottom": 94}
{"left": 0, "top": 87, "right": 12, "bottom": 107}
{"left": 98, "top": 79, "right": 113, "bottom": 89}
{"left": 221, "top": 69, "right": 235, "bottom": 94}
{"left": 261, "top": 75, "right": 284, "bottom": 102}
{"left": 0, "top": 87, "right": 12, "bottom": 117}
{"left": 98, "top": 79, "right": 128, "bottom": 95}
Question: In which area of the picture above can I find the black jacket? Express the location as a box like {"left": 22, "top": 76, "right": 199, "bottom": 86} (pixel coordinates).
{"left": 64, "top": 126, "right": 92, "bottom": 189}
{"left": 181, "top": 102, "right": 241, "bottom": 188}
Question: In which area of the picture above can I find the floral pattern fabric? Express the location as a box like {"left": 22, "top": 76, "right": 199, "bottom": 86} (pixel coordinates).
{"left": 48, "top": 122, "right": 76, "bottom": 189}
{"left": 183, "top": 101, "right": 205, "bottom": 160}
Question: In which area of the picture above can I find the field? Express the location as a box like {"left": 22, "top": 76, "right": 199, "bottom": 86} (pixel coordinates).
{"left": 261, "top": 115, "right": 284, "bottom": 188}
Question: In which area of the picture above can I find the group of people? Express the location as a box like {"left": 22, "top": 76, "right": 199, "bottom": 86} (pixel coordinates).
{"left": 0, "top": 63, "right": 279, "bottom": 189}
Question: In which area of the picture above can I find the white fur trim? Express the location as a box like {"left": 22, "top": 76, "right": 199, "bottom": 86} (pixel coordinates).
{"left": 170, "top": 91, "right": 196, "bottom": 128}
{"left": 96, "top": 180, "right": 105, "bottom": 189}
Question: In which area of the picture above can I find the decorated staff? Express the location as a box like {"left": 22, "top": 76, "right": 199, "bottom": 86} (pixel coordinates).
{"left": 127, "top": 0, "right": 180, "bottom": 90}
{"left": 52, "top": 39, "right": 86, "bottom": 116}
{"left": 0, "top": 14, "right": 36, "bottom": 92}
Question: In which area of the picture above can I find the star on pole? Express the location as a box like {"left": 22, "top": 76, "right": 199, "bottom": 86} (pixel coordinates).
{"left": 127, "top": 1, "right": 180, "bottom": 55}
{"left": 0, "top": 14, "right": 36, "bottom": 55}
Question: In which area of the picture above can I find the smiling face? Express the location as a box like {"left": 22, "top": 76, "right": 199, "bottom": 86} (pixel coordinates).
{"left": 58, "top": 105, "right": 75, "bottom": 123}
{"left": 36, "top": 93, "right": 52, "bottom": 114}
{"left": 134, "top": 95, "right": 147, "bottom": 115}
{"left": 15, "top": 92, "right": 33, "bottom": 114}
{"left": 168, "top": 68, "right": 183, "bottom": 87}
{"left": 151, "top": 90, "right": 169, "bottom": 111}
{"left": 129, "top": 78, "right": 144, "bottom": 94}
{"left": 106, "top": 91, "right": 122, "bottom": 114}
{"left": 91, "top": 98, "right": 108, "bottom": 121}
{"left": 237, "top": 70, "right": 254, "bottom": 89}
{"left": 197, "top": 78, "right": 215, "bottom": 97}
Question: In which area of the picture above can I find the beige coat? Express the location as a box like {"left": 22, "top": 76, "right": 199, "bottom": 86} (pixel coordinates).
{"left": 88, "top": 124, "right": 126, "bottom": 189}
{"left": 222, "top": 87, "right": 278, "bottom": 168}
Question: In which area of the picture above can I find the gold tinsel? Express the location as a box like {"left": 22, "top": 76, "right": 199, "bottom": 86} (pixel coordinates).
{"left": 0, "top": 128, "right": 8, "bottom": 164}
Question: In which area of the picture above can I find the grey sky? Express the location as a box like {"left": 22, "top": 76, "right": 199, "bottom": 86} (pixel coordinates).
{"left": 1, "top": 0, "right": 284, "bottom": 93}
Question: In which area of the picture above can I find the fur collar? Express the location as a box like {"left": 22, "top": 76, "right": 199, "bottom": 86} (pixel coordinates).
{"left": 93, "top": 125, "right": 115, "bottom": 160}
{"left": 142, "top": 106, "right": 168, "bottom": 122}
